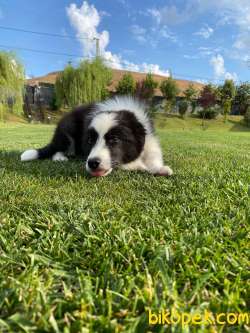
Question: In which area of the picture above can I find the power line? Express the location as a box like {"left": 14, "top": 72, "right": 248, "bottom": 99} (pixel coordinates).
{"left": 0, "top": 25, "right": 244, "bottom": 81}
{"left": 0, "top": 44, "right": 91, "bottom": 58}
{"left": 0, "top": 25, "right": 94, "bottom": 40}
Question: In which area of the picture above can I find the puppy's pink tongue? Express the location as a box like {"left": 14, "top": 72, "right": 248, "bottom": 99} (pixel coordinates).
{"left": 91, "top": 170, "right": 106, "bottom": 177}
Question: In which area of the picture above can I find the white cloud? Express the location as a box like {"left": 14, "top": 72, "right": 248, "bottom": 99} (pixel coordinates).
{"left": 210, "top": 54, "right": 225, "bottom": 77}
{"left": 131, "top": 24, "right": 177, "bottom": 47}
{"left": 148, "top": 0, "right": 250, "bottom": 27}
{"left": 194, "top": 46, "right": 224, "bottom": 58}
{"left": 130, "top": 24, "right": 147, "bottom": 44}
{"left": 148, "top": 0, "right": 250, "bottom": 58}
{"left": 233, "top": 33, "right": 250, "bottom": 50}
{"left": 197, "top": 79, "right": 208, "bottom": 84}
{"left": 141, "top": 63, "right": 170, "bottom": 76}
{"left": 67, "top": 2, "right": 109, "bottom": 57}
{"left": 225, "top": 72, "right": 238, "bottom": 81}
{"left": 67, "top": 1, "right": 169, "bottom": 76}
{"left": 148, "top": 5, "right": 191, "bottom": 26}
{"left": 210, "top": 54, "right": 238, "bottom": 81}
{"left": 194, "top": 25, "right": 214, "bottom": 39}
{"left": 184, "top": 54, "right": 199, "bottom": 60}
{"left": 155, "top": 26, "right": 178, "bottom": 44}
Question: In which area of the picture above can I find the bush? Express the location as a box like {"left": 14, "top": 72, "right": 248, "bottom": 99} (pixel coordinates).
{"left": 116, "top": 73, "right": 136, "bottom": 95}
{"left": 160, "top": 76, "right": 179, "bottom": 113}
{"left": 222, "top": 99, "right": 232, "bottom": 122}
{"left": 198, "top": 106, "right": 220, "bottom": 119}
{"left": 244, "top": 107, "right": 250, "bottom": 127}
{"left": 135, "top": 73, "right": 158, "bottom": 102}
{"left": 178, "top": 100, "right": 188, "bottom": 118}
{"left": 234, "top": 82, "right": 250, "bottom": 115}
{"left": 148, "top": 105, "right": 158, "bottom": 118}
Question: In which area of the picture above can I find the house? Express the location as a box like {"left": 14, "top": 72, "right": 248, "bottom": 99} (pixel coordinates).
{"left": 25, "top": 68, "right": 204, "bottom": 110}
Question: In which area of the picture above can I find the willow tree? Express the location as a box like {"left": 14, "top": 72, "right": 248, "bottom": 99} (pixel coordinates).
{"left": 0, "top": 51, "right": 25, "bottom": 119}
{"left": 55, "top": 58, "right": 112, "bottom": 108}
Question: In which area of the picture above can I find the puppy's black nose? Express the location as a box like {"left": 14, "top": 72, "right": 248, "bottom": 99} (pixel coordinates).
{"left": 88, "top": 158, "right": 101, "bottom": 170}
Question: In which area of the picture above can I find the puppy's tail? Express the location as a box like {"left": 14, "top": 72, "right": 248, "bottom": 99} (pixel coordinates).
{"left": 21, "top": 144, "right": 57, "bottom": 161}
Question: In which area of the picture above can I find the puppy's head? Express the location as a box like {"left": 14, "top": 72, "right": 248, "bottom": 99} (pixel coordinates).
{"left": 86, "top": 111, "right": 145, "bottom": 177}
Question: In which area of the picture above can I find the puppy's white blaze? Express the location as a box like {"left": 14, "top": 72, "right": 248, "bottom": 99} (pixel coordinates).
{"left": 21, "top": 149, "right": 38, "bottom": 161}
{"left": 52, "top": 152, "right": 68, "bottom": 161}
{"left": 97, "top": 96, "right": 152, "bottom": 134}
{"left": 86, "top": 138, "right": 111, "bottom": 172}
{"left": 87, "top": 112, "right": 116, "bottom": 172}
{"left": 89, "top": 112, "right": 117, "bottom": 137}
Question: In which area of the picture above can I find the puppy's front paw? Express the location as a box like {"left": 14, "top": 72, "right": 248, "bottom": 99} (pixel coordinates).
{"left": 155, "top": 165, "right": 173, "bottom": 176}
{"left": 52, "top": 152, "right": 68, "bottom": 161}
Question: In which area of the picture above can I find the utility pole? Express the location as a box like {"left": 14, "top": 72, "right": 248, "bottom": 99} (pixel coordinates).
{"left": 93, "top": 37, "right": 100, "bottom": 58}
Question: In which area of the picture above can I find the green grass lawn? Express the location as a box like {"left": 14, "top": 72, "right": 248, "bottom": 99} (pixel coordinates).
{"left": 0, "top": 116, "right": 249, "bottom": 333}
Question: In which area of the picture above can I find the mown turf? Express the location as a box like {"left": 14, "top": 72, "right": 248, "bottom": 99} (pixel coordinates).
{"left": 0, "top": 117, "right": 249, "bottom": 333}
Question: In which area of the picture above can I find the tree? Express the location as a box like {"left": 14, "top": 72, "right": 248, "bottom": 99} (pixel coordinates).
{"left": 184, "top": 83, "right": 197, "bottom": 101}
{"left": 198, "top": 84, "right": 219, "bottom": 124}
{"left": 135, "top": 73, "right": 158, "bottom": 103}
{"left": 222, "top": 99, "right": 232, "bottom": 122}
{"left": 221, "top": 80, "right": 236, "bottom": 101}
{"left": 219, "top": 80, "right": 236, "bottom": 122}
{"left": 234, "top": 82, "right": 250, "bottom": 115}
{"left": 198, "top": 84, "right": 217, "bottom": 109}
{"left": 116, "top": 73, "right": 136, "bottom": 95}
{"left": 178, "top": 100, "right": 188, "bottom": 118}
{"left": 183, "top": 83, "right": 198, "bottom": 113}
{"left": 0, "top": 51, "right": 25, "bottom": 117}
{"left": 191, "top": 99, "right": 197, "bottom": 114}
{"left": 160, "top": 76, "right": 179, "bottom": 113}
{"left": 244, "top": 106, "right": 250, "bottom": 127}
{"left": 55, "top": 58, "right": 112, "bottom": 108}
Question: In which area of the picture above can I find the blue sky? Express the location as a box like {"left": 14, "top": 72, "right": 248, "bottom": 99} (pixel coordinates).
{"left": 0, "top": 0, "right": 249, "bottom": 83}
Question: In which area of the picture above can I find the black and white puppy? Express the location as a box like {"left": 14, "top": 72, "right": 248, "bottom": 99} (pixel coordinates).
{"left": 21, "top": 96, "right": 173, "bottom": 177}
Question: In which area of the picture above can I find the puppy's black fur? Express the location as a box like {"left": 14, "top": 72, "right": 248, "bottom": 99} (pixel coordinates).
{"left": 37, "top": 104, "right": 146, "bottom": 165}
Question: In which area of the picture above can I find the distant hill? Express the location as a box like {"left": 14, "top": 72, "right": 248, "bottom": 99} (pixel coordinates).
{"left": 27, "top": 68, "right": 204, "bottom": 97}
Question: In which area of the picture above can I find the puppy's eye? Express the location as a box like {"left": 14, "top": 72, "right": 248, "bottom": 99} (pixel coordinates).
{"left": 87, "top": 135, "right": 95, "bottom": 145}
{"left": 106, "top": 136, "right": 119, "bottom": 145}
{"left": 87, "top": 128, "right": 98, "bottom": 145}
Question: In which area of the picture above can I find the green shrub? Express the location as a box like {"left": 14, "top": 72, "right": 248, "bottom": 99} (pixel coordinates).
{"left": 198, "top": 106, "right": 220, "bottom": 119}
{"left": 160, "top": 76, "right": 179, "bottom": 113}
{"left": 116, "top": 73, "right": 136, "bottom": 95}
{"left": 244, "top": 106, "right": 250, "bottom": 127}
{"left": 222, "top": 99, "right": 232, "bottom": 122}
{"left": 178, "top": 100, "right": 188, "bottom": 118}
{"left": 135, "top": 73, "right": 158, "bottom": 102}
{"left": 148, "top": 105, "right": 158, "bottom": 118}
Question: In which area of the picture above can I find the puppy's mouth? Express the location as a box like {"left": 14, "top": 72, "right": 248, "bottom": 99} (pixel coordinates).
{"left": 89, "top": 168, "right": 112, "bottom": 177}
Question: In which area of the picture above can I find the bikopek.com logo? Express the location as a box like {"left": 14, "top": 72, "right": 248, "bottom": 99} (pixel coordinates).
{"left": 148, "top": 309, "right": 249, "bottom": 328}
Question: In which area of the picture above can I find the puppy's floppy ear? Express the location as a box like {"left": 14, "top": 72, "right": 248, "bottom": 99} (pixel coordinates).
{"left": 117, "top": 110, "right": 146, "bottom": 150}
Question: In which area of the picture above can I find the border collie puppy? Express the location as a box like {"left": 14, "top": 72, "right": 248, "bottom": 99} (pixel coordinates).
{"left": 21, "top": 96, "right": 173, "bottom": 177}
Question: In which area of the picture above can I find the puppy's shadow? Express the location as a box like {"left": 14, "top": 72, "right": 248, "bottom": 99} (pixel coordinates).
{"left": 0, "top": 151, "right": 153, "bottom": 182}
{"left": 0, "top": 150, "right": 93, "bottom": 180}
